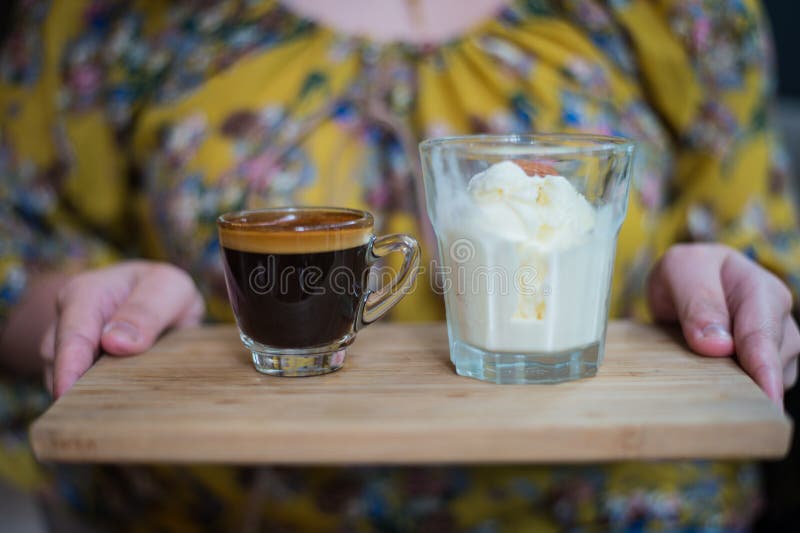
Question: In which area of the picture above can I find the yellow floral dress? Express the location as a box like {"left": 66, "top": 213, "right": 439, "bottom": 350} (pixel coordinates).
{"left": 0, "top": 0, "right": 795, "bottom": 530}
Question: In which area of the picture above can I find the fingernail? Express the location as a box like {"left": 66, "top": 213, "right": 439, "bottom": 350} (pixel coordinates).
{"left": 701, "top": 324, "right": 732, "bottom": 340}
{"left": 103, "top": 321, "right": 139, "bottom": 343}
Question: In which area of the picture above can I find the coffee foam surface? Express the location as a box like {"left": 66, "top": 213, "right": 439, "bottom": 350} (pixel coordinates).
{"left": 218, "top": 210, "right": 373, "bottom": 254}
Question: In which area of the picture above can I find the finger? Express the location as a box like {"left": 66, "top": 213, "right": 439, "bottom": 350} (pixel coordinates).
{"left": 44, "top": 362, "right": 54, "bottom": 397}
{"left": 780, "top": 316, "right": 800, "bottom": 390}
{"left": 101, "top": 265, "right": 202, "bottom": 356}
{"left": 53, "top": 282, "right": 120, "bottom": 399}
{"left": 648, "top": 245, "right": 734, "bottom": 357}
{"left": 39, "top": 323, "right": 56, "bottom": 395}
{"left": 722, "top": 253, "right": 790, "bottom": 406}
{"left": 40, "top": 323, "right": 56, "bottom": 363}
{"left": 175, "top": 292, "right": 206, "bottom": 329}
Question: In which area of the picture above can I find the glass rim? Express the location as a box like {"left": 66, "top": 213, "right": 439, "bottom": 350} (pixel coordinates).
{"left": 217, "top": 206, "right": 374, "bottom": 232}
{"left": 419, "top": 133, "right": 636, "bottom": 156}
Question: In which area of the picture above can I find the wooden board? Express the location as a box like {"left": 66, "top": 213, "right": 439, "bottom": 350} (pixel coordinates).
{"left": 30, "top": 321, "right": 792, "bottom": 464}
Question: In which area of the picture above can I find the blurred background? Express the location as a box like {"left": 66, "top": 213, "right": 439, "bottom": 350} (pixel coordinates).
{"left": 766, "top": 0, "right": 800, "bottom": 205}
{"left": 747, "top": 4, "right": 800, "bottom": 532}
{"left": 1, "top": 1, "right": 799, "bottom": 532}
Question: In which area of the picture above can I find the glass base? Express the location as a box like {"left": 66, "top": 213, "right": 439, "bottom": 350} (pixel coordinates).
{"left": 241, "top": 333, "right": 352, "bottom": 377}
{"left": 451, "top": 340, "right": 601, "bottom": 384}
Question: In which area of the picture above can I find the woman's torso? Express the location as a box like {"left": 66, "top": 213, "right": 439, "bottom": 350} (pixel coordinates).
{"left": 0, "top": 1, "right": 784, "bottom": 530}
{"left": 36, "top": 0, "right": 698, "bottom": 321}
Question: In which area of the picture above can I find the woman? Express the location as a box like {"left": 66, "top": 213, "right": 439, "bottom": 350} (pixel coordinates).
{"left": 1, "top": 0, "right": 798, "bottom": 530}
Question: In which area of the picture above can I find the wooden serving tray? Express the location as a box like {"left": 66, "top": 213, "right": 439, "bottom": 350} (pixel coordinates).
{"left": 30, "top": 321, "right": 791, "bottom": 464}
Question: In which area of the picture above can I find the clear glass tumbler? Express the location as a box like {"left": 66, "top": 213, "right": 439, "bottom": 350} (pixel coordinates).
{"left": 419, "top": 134, "right": 635, "bottom": 384}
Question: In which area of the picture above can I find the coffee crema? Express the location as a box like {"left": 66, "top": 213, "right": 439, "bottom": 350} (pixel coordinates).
{"left": 218, "top": 209, "right": 373, "bottom": 254}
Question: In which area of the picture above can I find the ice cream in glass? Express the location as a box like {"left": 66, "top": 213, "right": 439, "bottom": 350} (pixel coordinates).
{"left": 420, "top": 134, "right": 635, "bottom": 384}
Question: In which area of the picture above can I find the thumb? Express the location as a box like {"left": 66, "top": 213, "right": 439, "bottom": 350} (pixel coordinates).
{"left": 101, "top": 264, "right": 204, "bottom": 356}
{"left": 648, "top": 245, "right": 734, "bottom": 357}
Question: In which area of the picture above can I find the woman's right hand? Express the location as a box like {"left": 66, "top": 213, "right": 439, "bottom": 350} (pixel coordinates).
{"left": 41, "top": 261, "right": 205, "bottom": 399}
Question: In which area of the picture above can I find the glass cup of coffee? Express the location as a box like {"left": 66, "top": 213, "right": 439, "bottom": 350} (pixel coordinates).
{"left": 217, "top": 207, "right": 420, "bottom": 376}
{"left": 420, "top": 134, "right": 635, "bottom": 384}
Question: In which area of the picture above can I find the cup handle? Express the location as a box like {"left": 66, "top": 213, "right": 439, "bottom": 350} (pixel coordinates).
{"left": 357, "top": 234, "right": 421, "bottom": 329}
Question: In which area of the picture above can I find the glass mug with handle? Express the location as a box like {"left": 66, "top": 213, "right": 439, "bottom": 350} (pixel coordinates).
{"left": 217, "top": 207, "right": 420, "bottom": 376}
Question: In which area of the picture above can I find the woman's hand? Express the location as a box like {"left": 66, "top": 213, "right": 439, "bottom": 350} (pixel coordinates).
{"left": 41, "top": 261, "right": 205, "bottom": 399}
{"left": 647, "top": 243, "right": 799, "bottom": 406}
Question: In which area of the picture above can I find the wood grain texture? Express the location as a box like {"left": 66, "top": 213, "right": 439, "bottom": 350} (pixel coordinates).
{"left": 30, "top": 321, "right": 792, "bottom": 464}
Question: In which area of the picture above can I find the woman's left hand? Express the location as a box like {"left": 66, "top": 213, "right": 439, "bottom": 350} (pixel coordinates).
{"left": 647, "top": 243, "right": 799, "bottom": 406}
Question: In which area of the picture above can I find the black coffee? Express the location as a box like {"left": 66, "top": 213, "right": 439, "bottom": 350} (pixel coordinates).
{"left": 221, "top": 244, "right": 370, "bottom": 347}
{"left": 218, "top": 209, "right": 374, "bottom": 348}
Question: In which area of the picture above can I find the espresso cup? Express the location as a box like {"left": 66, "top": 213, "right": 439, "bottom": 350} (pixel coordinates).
{"left": 217, "top": 207, "right": 420, "bottom": 376}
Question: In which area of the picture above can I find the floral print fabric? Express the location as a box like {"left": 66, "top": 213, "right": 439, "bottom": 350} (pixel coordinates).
{"left": 0, "top": 0, "right": 796, "bottom": 530}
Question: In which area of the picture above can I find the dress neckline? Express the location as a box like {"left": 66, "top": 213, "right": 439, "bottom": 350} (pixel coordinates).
{"left": 274, "top": 0, "right": 520, "bottom": 56}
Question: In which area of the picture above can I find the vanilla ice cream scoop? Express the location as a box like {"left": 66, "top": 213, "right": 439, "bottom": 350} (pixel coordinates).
{"left": 464, "top": 160, "right": 599, "bottom": 322}
{"left": 466, "top": 160, "right": 595, "bottom": 250}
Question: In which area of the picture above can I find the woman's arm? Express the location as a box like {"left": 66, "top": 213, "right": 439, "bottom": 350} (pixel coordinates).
{"left": 608, "top": 0, "right": 800, "bottom": 403}
{"left": 0, "top": 273, "right": 71, "bottom": 376}
{"left": 0, "top": 2, "right": 204, "bottom": 392}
